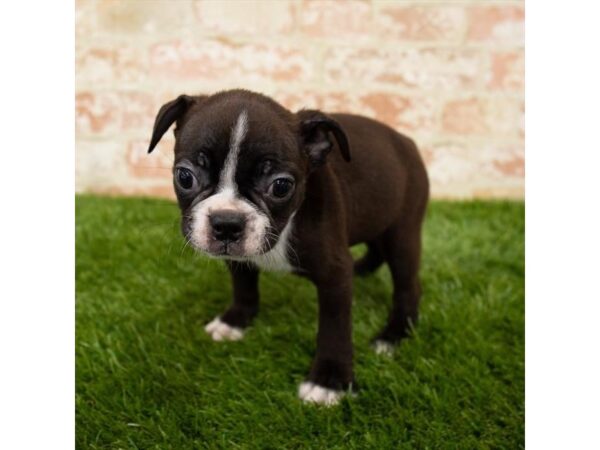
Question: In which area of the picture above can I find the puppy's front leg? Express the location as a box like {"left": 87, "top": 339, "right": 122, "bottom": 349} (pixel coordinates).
{"left": 299, "top": 261, "right": 354, "bottom": 406}
{"left": 205, "top": 261, "right": 259, "bottom": 341}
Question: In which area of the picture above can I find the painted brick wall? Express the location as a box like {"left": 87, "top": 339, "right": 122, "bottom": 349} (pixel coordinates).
{"left": 76, "top": 0, "right": 524, "bottom": 199}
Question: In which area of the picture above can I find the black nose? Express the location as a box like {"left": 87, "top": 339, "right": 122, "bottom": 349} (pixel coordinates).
{"left": 209, "top": 211, "right": 246, "bottom": 242}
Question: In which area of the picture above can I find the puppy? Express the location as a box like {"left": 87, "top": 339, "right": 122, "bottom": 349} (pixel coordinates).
{"left": 148, "top": 89, "right": 429, "bottom": 406}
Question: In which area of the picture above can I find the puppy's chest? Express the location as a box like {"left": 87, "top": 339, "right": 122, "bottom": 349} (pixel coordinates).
{"left": 244, "top": 215, "right": 297, "bottom": 273}
{"left": 246, "top": 250, "right": 294, "bottom": 272}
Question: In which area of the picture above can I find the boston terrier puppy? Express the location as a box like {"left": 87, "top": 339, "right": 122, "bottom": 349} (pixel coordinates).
{"left": 147, "top": 89, "right": 429, "bottom": 406}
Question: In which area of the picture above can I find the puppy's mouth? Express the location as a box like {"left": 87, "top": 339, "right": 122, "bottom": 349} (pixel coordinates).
{"left": 206, "top": 239, "right": 248, "bottom": 258}
{"left": 185, "top": 238, "right": 248, "bottom": 258}
{"left": 184, "top": 230, "right": 270, "bottom": 259}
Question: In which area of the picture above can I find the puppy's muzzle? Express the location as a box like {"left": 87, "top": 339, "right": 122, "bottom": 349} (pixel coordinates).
{"left": 209, "top": 210, "right": 247, "bottom": 243}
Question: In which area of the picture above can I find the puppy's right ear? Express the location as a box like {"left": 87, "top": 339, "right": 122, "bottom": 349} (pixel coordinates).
{"left": 148, "top": 94, "right": 195, "bottom": 153}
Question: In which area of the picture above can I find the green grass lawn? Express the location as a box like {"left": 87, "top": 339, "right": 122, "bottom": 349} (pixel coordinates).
{"left": 76, "top": 195, "right": 524, "bottom": 449}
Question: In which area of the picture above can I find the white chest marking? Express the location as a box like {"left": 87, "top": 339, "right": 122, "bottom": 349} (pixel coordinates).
{"left": 238, "top": 212, "right": 296, "bottom": 272}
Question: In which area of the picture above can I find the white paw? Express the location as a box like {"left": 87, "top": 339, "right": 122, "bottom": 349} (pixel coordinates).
{"left": 373, "top": 339, "right": 395, "bottom": 356}
{"left": 298, "top": 382, "right": 344, "bottom": 406}
{"left": 204, "top": 317, "right": 244, "bottom": 341}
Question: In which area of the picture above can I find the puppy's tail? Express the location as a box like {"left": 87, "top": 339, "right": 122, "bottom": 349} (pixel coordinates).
{"left": 354, "top": 243, "right": 384, "bottom": 277}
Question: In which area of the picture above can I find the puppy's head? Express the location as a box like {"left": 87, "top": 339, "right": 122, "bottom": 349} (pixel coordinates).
{"left": 147, "top": 89, "right": 350, "bottom": 259}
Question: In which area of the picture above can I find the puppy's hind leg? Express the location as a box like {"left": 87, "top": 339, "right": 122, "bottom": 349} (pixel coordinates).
{"left": 353, "top": 241, "right": 384, "bottom": 277}
{"left": 373, "top": 221, "right": 423, "bottom": 355}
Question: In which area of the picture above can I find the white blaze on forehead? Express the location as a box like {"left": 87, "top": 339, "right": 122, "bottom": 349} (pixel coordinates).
{"left": 219, "top": 110, "right": 249, "bottom": 192}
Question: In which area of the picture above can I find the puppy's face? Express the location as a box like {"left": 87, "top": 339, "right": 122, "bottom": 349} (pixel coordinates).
{"left": 174, "top": 104, "right": 305, "bottom": 258}
{"left": 147, "top": 90, "right": 350, "bottom": 260}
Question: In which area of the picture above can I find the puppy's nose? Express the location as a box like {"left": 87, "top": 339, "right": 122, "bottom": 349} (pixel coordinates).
{"left": 209, "top": 211, "right": 246, "bottom": 242}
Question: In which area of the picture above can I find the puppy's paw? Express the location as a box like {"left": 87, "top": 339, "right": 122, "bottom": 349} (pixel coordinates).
{"left": 204, "top": 317, "right": 244, "bottom": 341}
{"left": 298, "top": 382, "right": 344, "bottom": 406}
{"left": 372, "top": 339, "right": 395, "bottom": 356}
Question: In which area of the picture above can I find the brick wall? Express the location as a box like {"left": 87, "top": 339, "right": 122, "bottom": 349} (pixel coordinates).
{"left": 76, "top": 0, "right": 524, "bottom": 199}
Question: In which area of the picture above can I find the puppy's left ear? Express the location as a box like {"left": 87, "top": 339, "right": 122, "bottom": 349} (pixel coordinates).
{"left": 297, "top": 109, "right": 351, "bottom": 166}
{"left": 148, "top": 94, "right": 203, "bottom": 153}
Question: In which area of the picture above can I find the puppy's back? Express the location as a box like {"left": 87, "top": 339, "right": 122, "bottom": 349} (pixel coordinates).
{"left": 327, "top": 113, "right": 429, "bottom": 243}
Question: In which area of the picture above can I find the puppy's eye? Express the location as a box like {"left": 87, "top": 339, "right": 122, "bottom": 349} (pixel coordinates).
{"left": 198, "top": 152, "right": 209, "bottom": 169}
{"left": 176, "top": 168, "right": 196, "bottom": 190}
{"left": 269, "top": 178, "right": 294, "bottom": 199}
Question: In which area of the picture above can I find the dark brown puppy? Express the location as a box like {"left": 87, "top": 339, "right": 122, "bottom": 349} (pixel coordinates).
{"left": 148, "top": 89, "right": 429, "bottom": 405}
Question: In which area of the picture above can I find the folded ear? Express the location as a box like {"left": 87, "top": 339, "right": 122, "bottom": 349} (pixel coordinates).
{"left": 148, "top": 94, "right": 199, "bottom": 153}
{"left": 297, "top": 109, "right": 351, "bottom": 166}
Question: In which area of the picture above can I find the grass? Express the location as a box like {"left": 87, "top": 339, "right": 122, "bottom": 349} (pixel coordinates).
{"left": 76, "top": 195, "right": 524, "bottom": 449}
